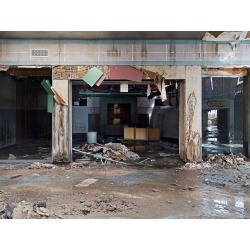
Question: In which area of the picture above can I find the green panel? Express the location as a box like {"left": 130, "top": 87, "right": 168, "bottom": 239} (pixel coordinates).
{"left": 82, "top": 67, "right": 103, "bottom": 87}
{"left": 41, "top": 79, "right": 53, "bottom": 95}
{"left": 47, "top": 94, "right": 54, "bottom": 113}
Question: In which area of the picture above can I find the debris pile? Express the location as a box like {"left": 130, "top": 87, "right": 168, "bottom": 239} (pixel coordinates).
{"left": 206, "top": 153, "right": 248, "bottom": 168}
{"left": 27, "top": 162, "right": 58, "bottom": 170}
{"left": 0, "top": 201, "right": 51, "bottom": 219}
{"left": 74, "top": 143, "right": 140, "bottom": 163}
{"left": 181, "top": 153, "right": 249, "bottom": 170}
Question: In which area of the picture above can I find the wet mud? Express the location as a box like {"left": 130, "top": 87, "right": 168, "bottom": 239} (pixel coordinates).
{"left": 1, "top": 157, "right": 250, "bottom": 219}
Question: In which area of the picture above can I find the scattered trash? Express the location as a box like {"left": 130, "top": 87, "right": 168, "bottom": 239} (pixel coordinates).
{"left": 10, "top": 174, "right": 22, "bottom": 179}
{"left": 170, "top": 183, "right": 179, "bottom": 187}
{"left": 8, "top": 154, "right": 16, "bottom": 160}
{"left": 242, "top": 182, "right": 250, "bottom": 187}
{"left": 136, "top": 158, "right": 150, "bottom": 165}
{"left": 32, "top": 173, "right": 40, "bottom": 176}
{"left": 35, "top": 207, "right": 50, "bottom": 217}
{"left": 180, "top": 153, "right": 249, "bottom": 170}
{"left": 82, "top": 208, "right": 91, "bottom": 215}
{"left": 75, "top": 178, "right": 98, "bottom": 188}
{"left": 8, "top": 201, "right": 51, "bottom": 219}
{"left": 1, "top": 204, "right": 14, "bottom": 219}
{"left": 27, "top": 162, "right": 58, "bottom": 170}
{"left": 73, "top": 143, "right": 139, "bottom": 165}
{"left": 158, "top": 153, "right": 176, "bottom": 157}
{"left": 152, "top": 189, "right": 159, "bottom": 192}
{"left": 33, "top": 201, "right": 46, "bottom": 209}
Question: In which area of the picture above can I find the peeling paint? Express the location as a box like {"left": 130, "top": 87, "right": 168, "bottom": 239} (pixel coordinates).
{"left": 186, "top": 92, "right": 202, "bottom": 162}
{"left": 53, "top": 66, "right": 109, "bottom": 80}
{"left": 52, "top": 103, "right": 70, "bottom": 163}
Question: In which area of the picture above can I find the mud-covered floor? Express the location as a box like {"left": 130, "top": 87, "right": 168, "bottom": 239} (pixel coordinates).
{"left": 1, "top": 155, "right": 250, "bottom": 219}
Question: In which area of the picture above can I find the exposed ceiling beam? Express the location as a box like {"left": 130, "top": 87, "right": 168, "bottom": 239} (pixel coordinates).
{"left": 202, "top": 67, "right": 248, "bottom": 76}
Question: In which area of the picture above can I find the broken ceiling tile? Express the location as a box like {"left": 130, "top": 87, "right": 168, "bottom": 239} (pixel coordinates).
{"left": 209, "top": 31, "right": 224, "bottom": 38}
{"left": 160, "top": 80, "right": 167, "bottom": 101}
{"left": 41, "top": 79, "right": 53, "bottom": 95}
{"left": 120, "top": 83, "right": 128, "bottom": 92}
{"left": 147, "top": 84, "right": 151, "bottom": 97}
{"left": 155, "top": 82, "right": 162, "bottom": 93}
{"left": 95, "top": 72, "right": 107, "bottom": 86}
{"left": 82, "top": 67, "right": 104, "bottom": 87}
{"left": 109, "top": 66, "right": 143, "bottom": 83}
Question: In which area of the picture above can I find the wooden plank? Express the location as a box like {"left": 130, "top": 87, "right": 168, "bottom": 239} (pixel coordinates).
{"left": 202, "top": 68, "right": 248, "bottom": 76}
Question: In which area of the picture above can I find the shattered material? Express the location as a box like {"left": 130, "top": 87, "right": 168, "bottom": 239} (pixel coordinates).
{"left": 27, "top": 162, "right": 58, "bottom": 170}
{"left": 74, "top": 143, "right": 140, "bottom": 164}
{"left": 180, "top": 153, "right": 249, "bottom": 170}
{"left": 1, "top": 204, "right": 14, "bottom": 219}
{"left": 75, "top": 178, "right": 98, "bottom": 188}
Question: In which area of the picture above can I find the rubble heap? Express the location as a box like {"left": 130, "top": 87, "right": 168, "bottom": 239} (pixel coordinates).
{"left": 76, "top": 143, "right": 140, "bottom": 162}
{"left": 181, "top": 153, "right": 249, "bottom": 170}
{"left": 206, "top": 153, "right": 248, "bottom": 168}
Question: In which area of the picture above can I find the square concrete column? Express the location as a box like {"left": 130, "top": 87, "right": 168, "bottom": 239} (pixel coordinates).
{"left": 179, "top": 66, "right": 202, "bottom": 162}
{"left": 52, "top": 79, "right": 72, "bottom": 163}
{"left": 243, "top": 74, "right": 250, "bottom": 157}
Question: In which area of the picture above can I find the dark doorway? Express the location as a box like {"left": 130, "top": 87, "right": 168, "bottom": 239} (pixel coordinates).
{"left": 138, "top": 114, "right": 149, "bottom": 128}
{"left": 88, "top": 114, "right": 100, "bottom": 132}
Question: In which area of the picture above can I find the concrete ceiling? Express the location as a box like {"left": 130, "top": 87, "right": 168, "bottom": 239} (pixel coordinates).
{"left": 0, "top": 31, "right": 207, "bottom": 40}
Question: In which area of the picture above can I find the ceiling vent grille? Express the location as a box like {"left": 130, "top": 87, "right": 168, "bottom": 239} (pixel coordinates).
{"left": 31, "top": 49, "right": 49, "bottom": 57}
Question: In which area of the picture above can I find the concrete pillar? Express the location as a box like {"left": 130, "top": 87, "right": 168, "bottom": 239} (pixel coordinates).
{"left": 179, "top": 66, "right": 202, "bottom": 162}
{"left": 243, "top": 74, "right": 250, "bottom": 157}
{"left": 52, "top": 79, "right": 72, "bottom": 163}
{"left": 228, "top": 100, "right": 234, "bottom": 142}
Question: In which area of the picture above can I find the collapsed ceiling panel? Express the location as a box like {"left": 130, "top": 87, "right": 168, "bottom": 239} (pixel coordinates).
{"left": 109, "top": 66, "right": 143, "bottom": 83}
{"left": 203, "top": 31, "right": 250, "bottom": 41}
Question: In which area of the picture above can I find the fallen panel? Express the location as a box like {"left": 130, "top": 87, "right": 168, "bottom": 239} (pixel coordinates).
{"left": 95, "top": 72, "right": 107, "bottom": 86}
{"left": 41, "top": 79, "right": 53, "bottom": 95}
{"left": 109, "top": 66, "right": 143, "bottom": 83}
{"left": 83, "top": 67, "right": 104, "bottom": 87}
{"left": 51, "top": 86, "right": 66, "bottom": 105}
{"left": 47, "top": 94, "right": 53, "bottom": 113}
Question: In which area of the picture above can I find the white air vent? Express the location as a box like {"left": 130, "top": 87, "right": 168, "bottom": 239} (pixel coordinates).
{"left": 31, "top": 49, "right": 49, "bottom": 57}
